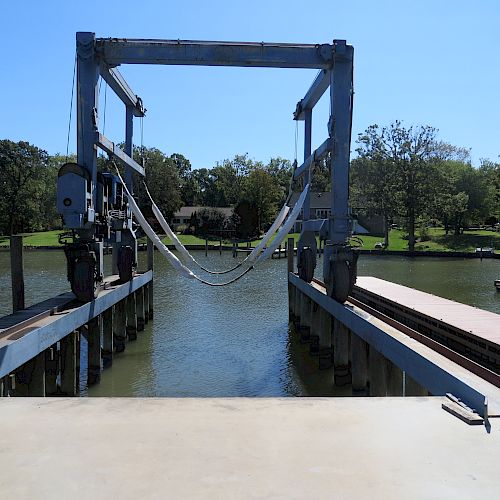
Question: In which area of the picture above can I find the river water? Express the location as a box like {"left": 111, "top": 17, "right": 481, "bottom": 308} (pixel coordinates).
{"left": 0, "top": 250, "right": 498, "bottom": 396}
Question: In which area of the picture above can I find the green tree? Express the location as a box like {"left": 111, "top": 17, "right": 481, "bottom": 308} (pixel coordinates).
{"left": 0, "top": 140, "right": 50, "bottom": 235}
{"left": 241, "top": 166, "right": 281, "bottom": 233}
{"left": 355, "top": 122, "right": 445, "bottom": 251}
{"left": 135, "top": 146, "right": 183, "bottom": 221}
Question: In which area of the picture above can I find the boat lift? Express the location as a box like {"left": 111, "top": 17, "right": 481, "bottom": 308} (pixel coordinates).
{"left": 57, "top": 33, "right": 356, "bottom": 303}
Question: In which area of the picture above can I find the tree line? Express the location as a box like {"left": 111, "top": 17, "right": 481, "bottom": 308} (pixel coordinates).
{"left": 0, "top": 121, "right": 498, "bottom": 247}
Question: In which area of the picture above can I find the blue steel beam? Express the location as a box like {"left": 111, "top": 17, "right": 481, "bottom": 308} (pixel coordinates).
{"left": 293, "top": 138, "right": 331, "bottom": 180}
{"left": 328, "top": 41, "right": 354, "bottom": 245}
{"left": 99, "top": 64, "right": 145, "bottom": 117}
{"left": 96, "top": 133, "right": 145, "bottom": 176}
{"left": 124, "top": 106, "right": 134, "bottom": 191}
{"left": 290, "top": 273, "right": 490, "bottom": 417}
{"left": 294, "top": 69, "right": 329, "bottom": 120}
{"left": 76, "top": 31, "right": 99, "bottom": 217}
{"left": 95, "top": 39, "right": 339, "bottom": 69}
{"left": 303, "top": 109, "right": 312, "bottom": 220}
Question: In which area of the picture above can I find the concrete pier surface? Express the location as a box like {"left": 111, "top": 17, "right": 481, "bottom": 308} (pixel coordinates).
{"left": 0, "top": 397, "right": 498, "bottom": 499}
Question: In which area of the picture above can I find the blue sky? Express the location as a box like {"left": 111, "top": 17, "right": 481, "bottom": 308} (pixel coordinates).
{"left": 1, "top": 0, "right": 499, "bottom": 168}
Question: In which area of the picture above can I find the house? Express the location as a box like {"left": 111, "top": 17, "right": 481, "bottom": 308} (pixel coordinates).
{"left": 288, "top": 192, "right": 372, "bottom": 235}
{"left": 171, "top": 206, "right": 233, "bottom": 231}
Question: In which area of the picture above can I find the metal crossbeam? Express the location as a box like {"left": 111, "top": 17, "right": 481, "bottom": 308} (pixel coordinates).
{"left": 96, "top": 39, "right": 337, "bottom": 69}
{"left": 99, "top": 64, "right": 145, "bottom": 117}
{"left": 294, "top": 69, "right": 329, "bottom": 120}
{"left": 96, "top": 133, "right": 145, "bottom": 176}
{"left": 293, "top": 138, "right": 331, "bottom": 179}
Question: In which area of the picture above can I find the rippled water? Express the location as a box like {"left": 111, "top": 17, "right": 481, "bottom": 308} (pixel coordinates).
{"left": 0, "top": 249, "right": 498, "bottom": 396}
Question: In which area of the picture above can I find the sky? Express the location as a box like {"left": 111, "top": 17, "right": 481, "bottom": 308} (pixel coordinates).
{"left": 1, "top": 0, "right": 499, "bottom": 169}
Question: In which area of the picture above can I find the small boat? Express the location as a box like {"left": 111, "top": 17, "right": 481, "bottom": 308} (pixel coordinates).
{"left": 495, "top": 279, "right": 500, "bottom": 291}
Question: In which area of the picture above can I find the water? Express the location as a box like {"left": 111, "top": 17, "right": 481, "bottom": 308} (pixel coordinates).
{"left": 0, "top": 249, "right": 498, "bottom": 396}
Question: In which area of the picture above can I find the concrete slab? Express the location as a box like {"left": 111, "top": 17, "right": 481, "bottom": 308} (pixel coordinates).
{"left": 0, "top": 397, "right": 498, "bottom": 499}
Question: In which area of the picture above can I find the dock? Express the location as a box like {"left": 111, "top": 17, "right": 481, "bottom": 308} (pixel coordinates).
{"left": 0, "top": 271, "right": 153, "bottom": 395}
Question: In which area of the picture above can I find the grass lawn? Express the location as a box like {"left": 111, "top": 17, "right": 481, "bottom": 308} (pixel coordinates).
{"left": 1, "top": 227, "right": 499, "bottom": 254}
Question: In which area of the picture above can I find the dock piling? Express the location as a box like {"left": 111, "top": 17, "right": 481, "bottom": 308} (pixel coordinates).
{"left": 60, "top": 331, "right": 79, "bottom": 396}
{"left": 318, "top": 308, "right": 333, "bottom": 369}
{"left": 87, "top": 317, "right": 102, "bottom": 385}
{"left": 351, "top": 333, "right": 368, "bottom": 395}
{"left": 126, "top": 294, "right": 137, "bottom": 340}
{"left": 114, "top": 299, "right": 127, "bottom": 352}
{"left": 333, "top": 320, "right": 351, "bottom": 386}
{"left": 10, "top": 235, "right": 25, "bottom": 313}
{"left": 136, "top": 287, "right": 145, "bottom": 331}
{"left": 102, "top": 307, "right": 113, "bottom": 368}
{"left": 45, "top": 346, "right": 58, "bottom": 395}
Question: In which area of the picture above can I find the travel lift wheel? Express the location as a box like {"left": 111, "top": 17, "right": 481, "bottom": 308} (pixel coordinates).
{"left": 325, "top": 245, "right": 358, "bottom": 304}
{"left": 297, "top": 231, "right": 317, "bottom": 283}
{"left": 65, "top": 243, "right": 101, "bottom": 303}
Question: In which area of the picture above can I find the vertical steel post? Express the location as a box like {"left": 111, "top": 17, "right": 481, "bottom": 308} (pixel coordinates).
{"left": 303, "top": 108, "right": 312, "bottom": 221}
{"left": 328, "top": 42, "right": 353, "bottom": 245}
{"left": 10, "top": 235, "right": 25, "bottom": 313}
{"left": 124, "top": 105, "right": 134, "bottom": 192}
{"left": 76, "top": 32, "right": 99, "bottom": 213}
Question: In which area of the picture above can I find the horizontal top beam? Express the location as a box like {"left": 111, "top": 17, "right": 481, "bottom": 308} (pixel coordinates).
{"left": 99, "top": 64, "right": 145, "bottom": 117}
{"left": 95, "top": 38, "right": 352, "bottom": 69}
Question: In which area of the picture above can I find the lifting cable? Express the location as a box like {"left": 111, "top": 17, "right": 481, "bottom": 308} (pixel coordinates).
{"left": 112, "top": 164, "right": 309, "bottom": 287}
{"left": 142, "top": 181, "right": 291, "bottom": 275}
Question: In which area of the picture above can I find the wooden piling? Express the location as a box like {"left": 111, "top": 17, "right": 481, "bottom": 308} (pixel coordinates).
{"left": 44, "top": 346, "right": 58, "bottom": 395}
{"left": 13, "top": 353, "right": 45, "bottom": 396}
{"left": 333, "top": 320, "right": 351, "bottom": 386}
{"left": 205, "top": 239, "right": 208, "bottom": 257}
{"left": 147, "top": 238, "right": 154, "bottom": 271}
{"left": 87, "top": 317, "right": 101, "bottom": 385}
{"left": 318, "top": 309, "right": 333, "bottom": 369}
{"left": 368, "top": 345, "right": 388, "bottom": 396}
{"left": 405, "top": 374, "right": 428, "bottom": 396}
{"left": 147, "top": 240, "right": 154, "bottom": 320}
{"left": 386, "top": 359, "right": 404, "bottom": 396}
{"left": 287, "top": 238, "right": 295, "bottom": 321}
{"left": 351, "top": 333, "right": 368, "bottom": 395}
{"left": 60, "top": 331, "right": 79, "bottom": 396}
{"left": 102, "top": 307, "right": 113, "bottom": 369}
{"left": 143, "top": 283, "right": 150, "bottom": 324}
{"left": 309, "top": 302, "right": 320, "bottom": 355}
{"left": 299, "top": 294, "right": 312, "bottom": 343}
{"left": 10, "top": 235, "right": 25, "bottom": 313}
{"left": 114, "top": 299, "right": 127, "bottom": 353}
{"left": 136, "top": 287, "right": 146, "bottom": 331}
{"left": 126, "top": 294, "right": 137, "bottom": 341}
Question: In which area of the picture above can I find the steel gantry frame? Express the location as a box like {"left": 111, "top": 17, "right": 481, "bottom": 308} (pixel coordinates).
{"left": 57, "top": 33, "right": 356, "bottom": 302}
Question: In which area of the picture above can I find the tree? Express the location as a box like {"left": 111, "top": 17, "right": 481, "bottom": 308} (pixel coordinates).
{"left": 241, "top": 166, "right": 281, "bottom": 233}
{"left": 0, "top": 140, "right": 50, "bottom": 235}
{"left": 134, "top": 146, "right": 183, "bottom": 221}
{"left": 355, "top": 122, "right": 445, "bottom": 251}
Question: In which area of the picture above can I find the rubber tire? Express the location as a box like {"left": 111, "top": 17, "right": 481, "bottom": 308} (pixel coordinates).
{"left": 330, "top": 261, "right": 351, "bottom": 304}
